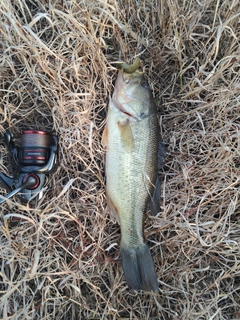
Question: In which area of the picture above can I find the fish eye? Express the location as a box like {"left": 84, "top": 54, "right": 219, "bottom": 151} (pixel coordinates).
{"left": 141, "top": 80, "right": 149, "bottom": 88}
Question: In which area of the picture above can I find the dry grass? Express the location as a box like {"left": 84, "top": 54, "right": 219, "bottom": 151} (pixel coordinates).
{"left": 0, "top": 0, "right": 240, "bottom": 319}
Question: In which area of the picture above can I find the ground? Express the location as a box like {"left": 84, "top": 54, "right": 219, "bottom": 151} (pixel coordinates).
{"left": 0, "top": 0, "right": 240, "bottom": 319}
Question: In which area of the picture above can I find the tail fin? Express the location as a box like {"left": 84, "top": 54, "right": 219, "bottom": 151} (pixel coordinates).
{"left": 120, "top": 243, "right": 158, "bottom": 292}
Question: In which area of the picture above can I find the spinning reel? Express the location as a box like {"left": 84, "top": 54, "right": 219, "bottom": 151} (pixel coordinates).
{"left": 0, "top": 130, "right": 58, "bottom": 205}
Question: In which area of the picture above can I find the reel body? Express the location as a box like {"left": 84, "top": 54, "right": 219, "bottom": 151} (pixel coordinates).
{"left": 0, "top": 130, "right": 58, "bottom": 204}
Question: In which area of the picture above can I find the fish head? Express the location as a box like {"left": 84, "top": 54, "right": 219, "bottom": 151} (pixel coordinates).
{"left": 112, "top": 70, "right": 156, "bottom": 120}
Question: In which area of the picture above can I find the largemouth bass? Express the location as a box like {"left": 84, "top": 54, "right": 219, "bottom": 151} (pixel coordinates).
{"left": 102, "top": 60, "right": 165, "bottom": 292}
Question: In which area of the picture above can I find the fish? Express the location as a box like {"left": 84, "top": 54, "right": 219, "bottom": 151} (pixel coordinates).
{"left": 102, "top": 59, "right": 166, "bottom": 292}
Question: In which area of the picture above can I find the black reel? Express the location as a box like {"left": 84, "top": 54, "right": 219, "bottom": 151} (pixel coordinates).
{"left": 0, "top": 130, "right": 58, "bottom": 205}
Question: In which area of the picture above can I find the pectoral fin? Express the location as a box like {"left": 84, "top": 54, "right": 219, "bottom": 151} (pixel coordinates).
{"left": 118, "top": 119, "right": 134, "bottom": 152}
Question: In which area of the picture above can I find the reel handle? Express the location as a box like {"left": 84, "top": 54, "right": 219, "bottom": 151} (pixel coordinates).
{"left": 0, "top": 175, "right": 38, "bottom": 204}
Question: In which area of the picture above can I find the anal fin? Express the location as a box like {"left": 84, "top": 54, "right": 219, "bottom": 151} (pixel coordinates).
{"left": 106, "top": 193, "right": 120, "bottom": 224}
